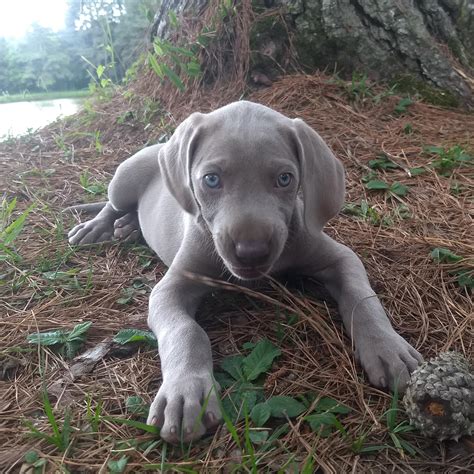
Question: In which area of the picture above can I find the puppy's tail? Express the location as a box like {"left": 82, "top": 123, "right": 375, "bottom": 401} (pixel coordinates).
{"left": 63, "top": 202, "right": 108, "bottom": 215}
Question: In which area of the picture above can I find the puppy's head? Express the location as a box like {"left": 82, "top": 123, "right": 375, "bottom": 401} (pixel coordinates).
{"left": 158, "top": 101, "right": 345, "bottom": 280}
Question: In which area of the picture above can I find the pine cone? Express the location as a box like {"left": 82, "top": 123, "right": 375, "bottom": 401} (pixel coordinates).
{"left": 403, "top": 352, "right": 473, "bottom": 441}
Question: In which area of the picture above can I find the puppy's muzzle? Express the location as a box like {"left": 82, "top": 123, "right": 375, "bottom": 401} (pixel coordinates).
{"left": 235, "top": 240, "right": 270, "bottom": 266}
{"left": 228, "top": 239, "right": 273, "bottom": 280}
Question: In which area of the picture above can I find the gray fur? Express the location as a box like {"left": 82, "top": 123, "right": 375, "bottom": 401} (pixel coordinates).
{"left": 63, "top": 202, "right": 107, "bottom": 214}
{"left": 67, "top": 101, "right": 422, "bottom": 443}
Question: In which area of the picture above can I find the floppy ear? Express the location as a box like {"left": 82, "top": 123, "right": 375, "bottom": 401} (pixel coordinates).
{"left": 157, "top": 112, "right": 203, "bottom": 215}
{"left": 291, "top": 118, "right": 345, "bottom": 235}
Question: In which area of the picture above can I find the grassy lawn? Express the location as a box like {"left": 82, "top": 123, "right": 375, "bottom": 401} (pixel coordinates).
{"left": 0, "top": 89, "right": 90, "bottom": 104}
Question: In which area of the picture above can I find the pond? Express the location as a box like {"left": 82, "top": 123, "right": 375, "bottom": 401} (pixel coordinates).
{"left": 0, "top": 98, "right": 84, "bottom": 140}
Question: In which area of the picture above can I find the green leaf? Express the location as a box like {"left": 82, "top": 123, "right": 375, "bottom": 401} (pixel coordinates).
{"left": 221, "top": 355, "right": 245, "bottom": 380}
{"left": 389, "top": 432, "right": 402, "bottom": 450}
{"left": 450, "top": 182, "right": 465, "bottom": 195}
{"left": 357, "top": 444, "right": 388, "bottom": 454}
{"left": 148, "top": 54, "right": 163, "bottom": 78}
{"left": 242, "top": 341, "right": 256, "bottom": 350}
{"left": 161, "top": 64, "right": 185, "bottom": 91}
{"left": 386, "top": 384, "right": 400, "bottom": 430}
{"left": 84, "top": 183, "right": 106, "bottom": 195}
{"left": 389, "top": 182, "right": 409, "bottom": 196}
{"left": 0, "top": 243, "right": 22, "bottom": 263}
{"left": 248, "top": 430, "right": 269, "bottom": 445}
{"left": 222, "top": 386, "right": 258, "bottom": 422}
{"left": 116, "top": 295, "right": 133, "bottom": 305}
{"left": 242, "top": 339, "right": 281, "bottom": 381}
{"left": 361, "top": 171, "right": 377, "bottom": 183}
{"left": 430, "top": 248, "right": 463, "bottom": 263}
{"left": 41, "top": 391, "right": 61, "bottom": 443}
{"left": 214, "top": 371, "right": 237, "bottom": 389}
{"left": 394, "top": 97, "right": 413, "bottom": 114}
{"left": 424, "top": 145, "right": 444, "bottom": 155}
{"left": 342, "top": 204, "right": 358, "bottom": 216}
{"left": 368, "top": 155, "right": 398, "bottom": 170}
{"left": 168, "top": 10, "right": 179, "bottom": 28}
{"left": 103, "top": 416, "right": 159, "bottom": 434}
{"left": 33, "top": 457, "right": 47, "bottom": 469}
{"left": 61, "top": 409, "right": 73, "bottom": 451}
{"left": 167, "top": 44, "right": 195, "bottom": 57}
{"left": 314, "top": 397, "right": 351, "bottom": 414}
{"left": 456, "top": 270, "right": 474, "bottom": 289}
{"left": 42, "top": 269, "right": 78, "bottom": 281}
{"left": 67, "top": 321, "right": 92, "bottom": 341}
{"left": 27, "top": 329, "right": 66, "bottom": 346}
{"left": 392, "top": 420, "right": 414, "bottom": 434}
{"left": 266, "top": 396, "right": 306, "bottom": 418}
{"left": 27, "top": 322, "right": 91, "bottom": 358}
{"left": 108, "top": 456, "right": 129, "bottom": 473}
{"left": 96, "top": 64, "right": 105, "bottom": 79}
{"left": 125, "top": 396, "right": 148, "bottom": 416}
{"left": 63, "top": 340, "right": 83, "bottom": 359}
{"left": 398, "top": 438, "right": 419, "bottom": 456}
{"left": 24, "top": 450, "right": 39, "bottom": 464}
{"left": 250, "top": 402, "right": 271, "bottom": 427}
{"left": 186, "top": 61, "right": 201, "bottom": 77}
{"left": 2, "top": 204, "right": 34, "bottom": 245}
{"left": 25, "top": 420, "right": 58, "bottom": 447}
{"left": 409, "top": 167, "right": 425, "bottom": 176}
{"left": 113, "top": 329, "right": 157, "bottom": 347}
{"left": 267, "top": 423, "right": 290, "bottom": 444}
{"left": 153, "top": 41, "right": 164, "bottom": 56}
{"left": 365, "top": 180, "right": 389, "bottom": 190}
{"left": 457, "top": 151, "right": 472, "bottom": 162}
{"left": 305, "top": 412, "right": 338, "bottom": 436}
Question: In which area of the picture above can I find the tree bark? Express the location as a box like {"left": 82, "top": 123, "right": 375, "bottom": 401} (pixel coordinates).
{"left": 150, "top": 0, "right": 474, "bottom": 104}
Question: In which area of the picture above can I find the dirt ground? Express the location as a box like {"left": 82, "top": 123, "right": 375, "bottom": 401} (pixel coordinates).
{"left": 0, "top": 72, "right": 473, "bottom": 472}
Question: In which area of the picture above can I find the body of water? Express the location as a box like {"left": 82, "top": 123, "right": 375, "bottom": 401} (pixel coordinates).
{"left": 0, "top": 98, "right": 84, "bottom": 139}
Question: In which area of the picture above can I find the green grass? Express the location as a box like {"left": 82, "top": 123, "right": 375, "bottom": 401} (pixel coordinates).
{"left": 0, "top": 90, "right": 89, "bottom": 104}
{"left": 25, "top": 391, "right": 73, "bottom": 453}
{"left": 0, "top": 197, "right": 35, "bottom": 263}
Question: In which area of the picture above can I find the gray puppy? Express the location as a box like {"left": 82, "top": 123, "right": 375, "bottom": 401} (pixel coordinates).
{"left": 68, "top": 101, "right": 422, "bottom": 443}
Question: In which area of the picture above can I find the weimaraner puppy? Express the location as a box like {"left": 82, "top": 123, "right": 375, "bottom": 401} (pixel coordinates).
{"left": 68, "top": 101, "right": 422, "bottom": 443}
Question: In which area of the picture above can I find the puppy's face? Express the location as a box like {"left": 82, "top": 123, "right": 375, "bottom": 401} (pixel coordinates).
{"left": 159, "top": 101, "right": 344, "bottom": 280}
{"left": 191, "top": 121, "right": 299, "bottom": 280}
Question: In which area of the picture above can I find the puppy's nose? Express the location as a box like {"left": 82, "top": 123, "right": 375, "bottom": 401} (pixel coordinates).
{"left": 235, "top": 240, "right": 270, "bottom": 266}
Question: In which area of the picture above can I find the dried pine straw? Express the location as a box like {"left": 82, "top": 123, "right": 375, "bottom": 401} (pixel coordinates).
{"left": 0, "top": 71, "right": 473, "bottom": 472}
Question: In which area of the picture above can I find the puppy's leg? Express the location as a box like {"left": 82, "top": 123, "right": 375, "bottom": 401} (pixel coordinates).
{"left": 146, "top": 270, "right": 221, "bottom": 444}
{"left": 310, "top": 235, "right": 422, "bottom": 392}
{"left": 68, "top": 202, "right": 124, "bottom": 245}
{"left": 68, "top": 144, "right": 161, "bottom": 245}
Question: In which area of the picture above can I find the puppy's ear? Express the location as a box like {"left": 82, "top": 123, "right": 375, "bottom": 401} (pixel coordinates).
{"left": 158, "top": 112, "right": 203, "bottom": 215}
{"left": 292, "top": 118, "right": 345, "bottom": 235}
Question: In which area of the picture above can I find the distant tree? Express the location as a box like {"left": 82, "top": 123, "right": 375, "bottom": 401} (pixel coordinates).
{"left": 66, "top": 0, "right": 158, "bottom": 82}
{"left": 18, "top": 24, "right": 75, "bottom": 91}
{"left": 0, "top": 38, "right": 11, "bottom": 93}
{"left": 0, "top": 0, "right": 156, "bottom": 95}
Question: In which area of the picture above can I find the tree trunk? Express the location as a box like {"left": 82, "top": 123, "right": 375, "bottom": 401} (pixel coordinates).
{"left": 150, "top": 0, "right": 474, "bottom": 105}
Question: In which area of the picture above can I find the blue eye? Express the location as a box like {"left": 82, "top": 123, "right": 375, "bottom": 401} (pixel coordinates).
{"left": 277, "top": 173, "right": 292, "bottom": 187}
{"left": 204, "top": 173, "right": 221, "bottom": 188}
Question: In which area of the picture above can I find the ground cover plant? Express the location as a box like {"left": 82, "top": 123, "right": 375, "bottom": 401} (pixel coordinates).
{"left": 1, "top": 64, "right": 473, "bottom": 472}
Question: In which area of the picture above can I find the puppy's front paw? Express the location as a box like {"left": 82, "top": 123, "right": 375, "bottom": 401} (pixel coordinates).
{"left": 68, "top": 218, "right": 114, "bottom": 245}
{"left": 147, "top": 374, "right": 221, "bottom": 444}
{"left": 113, "top": 212, "right": 141, "bottom": 242}
{"left": 356, "top": 331, "right": 423, "bottom": 392}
